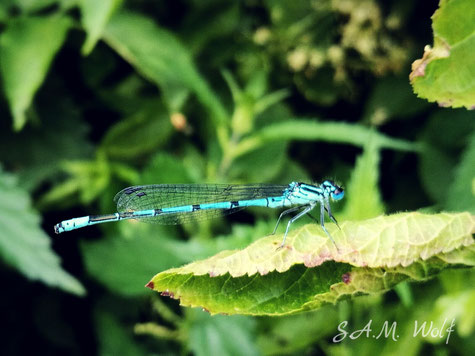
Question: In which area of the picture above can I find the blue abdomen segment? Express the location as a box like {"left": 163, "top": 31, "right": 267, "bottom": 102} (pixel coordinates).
{"left": 54, "top": 216, "right": 104, "bottom": 234}
{"left": 54, "top": 197, "right": 286, "bottom": 233}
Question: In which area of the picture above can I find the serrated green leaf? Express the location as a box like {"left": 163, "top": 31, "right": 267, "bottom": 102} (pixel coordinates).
{"left": 0, "top": 15, "right": 71, "bottom": 130}
{"left": 103, "top": 10, "right": 227, "bottom": 125}
{"left": 80, "top": 0, "right": 123, "bottom": 55}
{"left": 147, "top": 212, "right": 474, "bottom": 315}
{"left": 0, "top": 169, "right": 85, "bottom": 295}
{"left": 342, "top": 132, "right": 384, "bottom": 220}
{"left": 410, "top": 0, "right": 475, "bottom": 108}
{"left": 234, "top": 120, "right": 419, "bottom": 159}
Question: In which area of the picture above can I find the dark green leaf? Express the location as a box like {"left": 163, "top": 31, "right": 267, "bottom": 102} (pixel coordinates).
{"left": 446, "top": 128, "right": 475, "bottom": 213}
{"left": 0, "top": 169, "right": 85, "bottom": 295}
{"left": 101, "top": 101, "right": 173, "bottom": 160}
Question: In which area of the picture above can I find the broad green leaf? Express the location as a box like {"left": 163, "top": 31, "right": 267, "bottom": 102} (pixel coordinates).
{"left": 0, "top": 15, "right": 71, "bottom": 130}
{"left": 342, "top": 132, "right": 384, "bottom": 220}
{"left": 0, "top": 169, "right": 85, "bottom": 295}
{"left": 234, "top": 120, "right": 419, "bottom": 159}
{"left": 147, "top": 212, "right": 474, "bottom": 315}
{"left": 410, "top": 0, "right": 475, "bottom": 108}
{"left": 446, "top": 129, "right": 475, "bottom": 213}
{"left": 79, "top": 0, "right": 123, "bottom": 55}
{"left": 103, "top": 10, "right": 227, "bottom": 125}
{"left": 100, "top": 101, "right": 173, "bottom": 160}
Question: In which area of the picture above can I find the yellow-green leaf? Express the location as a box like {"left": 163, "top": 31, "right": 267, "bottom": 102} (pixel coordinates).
{"left": 410, "top": 0, "right": 475, "bottom": 108}
{"left": 147, "top": 212, "right": 474, "bottom": 316}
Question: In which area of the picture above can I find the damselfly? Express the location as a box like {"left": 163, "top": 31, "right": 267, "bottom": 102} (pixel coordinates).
{"left": 54, "top": 181, "right": 344, "bottom": 248}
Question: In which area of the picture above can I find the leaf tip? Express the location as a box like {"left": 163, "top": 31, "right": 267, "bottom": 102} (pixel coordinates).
{"left": 145, "top": 281, "right": 154, "bottom": 289}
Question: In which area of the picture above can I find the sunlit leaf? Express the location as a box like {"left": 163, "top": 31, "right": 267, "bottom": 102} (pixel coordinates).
{"left": 410, "top": 0, "right": 475, "bottom": 108}
{"left": 147, "top": 212, "right": 474, "bottom": 315}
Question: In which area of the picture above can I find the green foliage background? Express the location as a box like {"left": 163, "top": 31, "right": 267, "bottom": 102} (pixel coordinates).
{"left": 0, "top": 0, "right": 473, "bottom": 355}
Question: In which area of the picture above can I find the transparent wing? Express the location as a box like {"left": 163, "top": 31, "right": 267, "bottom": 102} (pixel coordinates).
{"left": 113, "top": 184, "right": 288, "bottom": 225}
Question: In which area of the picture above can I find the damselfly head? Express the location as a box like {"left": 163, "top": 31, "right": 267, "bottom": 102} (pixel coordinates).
{"left": 322, "top": 180, "right": 344, "bottom": 201}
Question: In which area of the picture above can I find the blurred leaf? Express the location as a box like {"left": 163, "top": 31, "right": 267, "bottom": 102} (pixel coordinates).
{"left": 419, "top": 110, "right": 475, "bottom": 204}
{"left": 0, "top": 169, "right": 85, "bottom": 295}
{"left": 234, "top": 120, "right": 420, "bottom": 159}
{"left": 229, "top": 142, "right": 287, "bottom": 182}
{"left": 430, "top": 289, "right": 475, "bottom": 338}
{"left": 182, "top": 3, "right": 239, "bottom": 54}
{"left": 0, "top": 95, "right": 93, "bottom": 191}
{"left": 363, "top": 76, "right": 430, "bottom": 124}
{"left": 187, "top": 309, "right": 259, "bottom": 356}
{"left": 0, "top": 14, "right": 71, "bottom": 130}
{"left": 39, "top": 153, "right": 138, "bottom": 209}
{"left": 342, "top": 132, "right": 384, "bottom": 220}
{"left": 141, "top": 152, "right": 193, "bottom": 185}
{"left": 294, "top": 69, "right": 345, "bottom": 106}
{"left": 80, "top": 0, "right": 123, "bottom": 55}
{"left": 82, "top": 221, "right": 270, "bottom": 297}
{"left": 103, "top": 10, "right": 228, "bottom": 125}
{"left": 410, "top": 0, "right": 475, "bottom": 108}
{"left": 257, "top": 308, "right": 339, "bottom": 355}
{"left": 81, "top": 224, "right": 184, "bottom": 296}
{"left": 148, "top": 212, "right": 474, "bottom": 315}
{"left": 446, "top": 128, "right": 475, "bottom": 213}
{"left": 100, "top": 101, "right": 173, "bottom": 160}
{"left": 9, "top": 0, "right": 61, "bottom": 12}
{"left": 95, "top": 308, "right": 148, "bottom": 356}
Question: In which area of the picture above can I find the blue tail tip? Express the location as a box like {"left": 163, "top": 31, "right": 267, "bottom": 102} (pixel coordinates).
{"left": 54, "top": 223, "right": 63, "bottom": 234}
